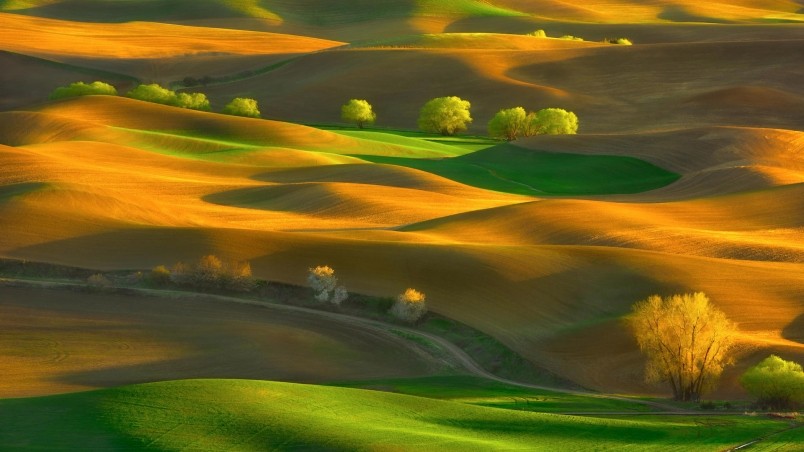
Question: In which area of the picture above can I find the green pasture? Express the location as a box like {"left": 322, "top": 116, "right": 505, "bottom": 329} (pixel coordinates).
{"left": 0, "top": 379, "right": 796, "bottom": 451}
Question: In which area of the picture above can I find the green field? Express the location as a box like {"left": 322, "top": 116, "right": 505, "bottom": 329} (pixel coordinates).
{"left": 0, "top": 379, "right": 795, "bottom": 451}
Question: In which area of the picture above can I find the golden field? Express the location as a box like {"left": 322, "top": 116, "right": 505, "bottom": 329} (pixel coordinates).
{"left": 0, "top": 1, "right": 802, "bottom": 400}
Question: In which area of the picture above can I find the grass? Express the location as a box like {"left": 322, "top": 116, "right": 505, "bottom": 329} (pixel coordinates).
{"left": 358, "top": 142, "right": 681, "bottom": 196}
{"left": 333, "top": 375, "right": 653, "bottom": 413}
{"left": 0, "top": 379, "right": 795, "bottom": 450}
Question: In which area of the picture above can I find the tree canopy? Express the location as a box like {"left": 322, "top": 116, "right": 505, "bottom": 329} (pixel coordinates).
{"left": 418, "top": 96, "right": 472, "bottom": 136}
{"left": 534, "top": 108, "right": 579, "bottom": 135}
{"left": 488, "top": 107, "right": 527, "bottom": 141}
{"left": 222, "top": 97, "right": 261, "bottom": 118}
{"left": 50, "top": 81, "right": 117, "bottom": 100}
{"left": 740, "top": 355, "right": 804, "bottom": 409}
{"left": 629, "top": 292, "right": 737, "bottom": 401}
{"left": 341, "top": 99, "right": 376, "bottom": 129}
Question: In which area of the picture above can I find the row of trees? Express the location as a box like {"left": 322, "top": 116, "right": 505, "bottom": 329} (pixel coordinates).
{"left": 526, "top": 29, "right": 633, "bottom": 45}
{"left": 307, "top": 266, "right": 428, "bottom": 323}
{"left": 48, "top": 81, "right": 261, "bottom": 118}
{"left": 342, "top": 96, "right": 579, "bottom": 139}
{"left": 630, "top": 292, "right": 803, "bottom": 409}
{"left": 151, "top": 255, "right": 256, "bottom": 292}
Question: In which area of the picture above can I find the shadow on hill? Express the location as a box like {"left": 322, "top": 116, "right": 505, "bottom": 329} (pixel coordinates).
{"left": 5, "top": 0, "right": 244, "bottom": 23}
{"left": 265, "top": 0, "right": 415, "bottom": 26}
{"left": 782, "top": 314, "right": 804, "bottom": 344}
{"left": 657, "top": 5, "right": 730, "bottom": 24}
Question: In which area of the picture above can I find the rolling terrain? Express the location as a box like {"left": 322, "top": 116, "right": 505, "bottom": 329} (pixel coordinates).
{"left": 0, "top": 0, "right": 802, "bottom": 447}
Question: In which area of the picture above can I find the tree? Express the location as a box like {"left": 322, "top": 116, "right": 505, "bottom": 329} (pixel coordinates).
{"left": 175, "top": 92, "right": 211, "bottom": 111}
{"left": 418, "top": 96, "right": 472, "bottom": 136}
{"left": 741, "top": 355, "right": 804, "bottom": 410}
{"left": 307, "top": 266, "right": 348, "bottom": 305}
{"left": 527, "top": 29, "right": 547, "bottom": 38}
{"left": 222, "top": 97, "right": 260, "bottom": 118}
{"left": 389, "top": 288, "right": 427, "bottom": 323}
{"left": 532, "top": 108, "right": 579, "bottom": 135}
{"left": 341, "top": 99, "right": 376, "bottom": 129}
{"left": 127, "top": 83, "right": 177, "bottom": 105}
{"left": 488, "top": 107, "right": 528, "bottom": 141}
{"left": 50, "top": 81, "right": 117, "bottom": 100}
{"left": 628, "top": 292, "right": 737, "bottom": 402}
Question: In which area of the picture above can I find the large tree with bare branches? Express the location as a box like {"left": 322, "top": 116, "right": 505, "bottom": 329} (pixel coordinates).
{"left": 629, "top": 292, "right": 737, "bottom": 401}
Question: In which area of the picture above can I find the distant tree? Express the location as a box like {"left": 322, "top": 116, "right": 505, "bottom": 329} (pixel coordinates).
{"left": 307, "top": 265, "right": 348, "bottom": 305}
{"left": 150, "top": 265, "right": 171, "bottom": 285}
{"left": 86, "top": 273, "right": 112, "bottom": 289}
{"left": 50, "top": 81, "right": 117, "bottom": 100}
{"left": 532, "top": 108, "right": 579, "bottom": 135}
{"left": 221, "top": 261, "right": 256, "bottom": 292}
{"left": 223, "top": 97, "right": 261, "bottom": 118}
{"left": 488, "top": 107, "right": 528, "bottom": 141}
{"left": 560, "top": 35, "right": 584, "bottom": 41}
{"left": 629, "top": 292, "right": 737, "bottom": 402}
{"left": 193, "top": 254, "right": 224, "bottom": 289}
{"left": 341, "top": 99, "right": 376, "bottom": 129}
{"left": 175, "top": 92, "right": 211, "bottom": 111}
{"left": 389, "top": 288, "right": 427, "bottom": 323}
{"left": 200, "top": 76, "right": 214, "bottom": 87}
{"left": 614, "top": 38, "right": 633, "bottom": 45}
{"left": 527, "top": 29, "right": 547, "bottom": 38}
{"left": 741, "top": 355, "right": 804, "bottom": 410}
{"left": 127, "top": 83, "right": 178, "bottom": 105}
{"left": 418, "top": 96, "right": 472, "bottom": 136}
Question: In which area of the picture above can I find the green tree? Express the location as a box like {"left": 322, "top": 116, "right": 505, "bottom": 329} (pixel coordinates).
{"left": 341, "top": 99, "right": 376, "bottom": 129}
{"left": 50, "top": 81, "right": 117, "bottom": 100}
{"left": 488, "top": 107, "right": 527, "bottom": 141}
{"left": 126, "top": 83, "right": 177, "bottom": 105}
{"left": 532, "top": 108, "right": 579, "bottom": 135}
{"left": 223, "top": 97, "right": 261, "bottom": 118}
{"left": 629, "top": 292, "right": 737, "bottom": 401}
{"left": 418, "top": 96, "right": 472, "bottom": 136}
{"left": 741, "top": 355, "right": 804, "bottom": 410}
{"left": 175, "top": 92, "right": 211, "bottom": 111}
{"left": 389, "top": 288, "right": 427, "bottom": 323}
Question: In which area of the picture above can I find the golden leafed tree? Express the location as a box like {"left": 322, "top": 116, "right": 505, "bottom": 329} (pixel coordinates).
{"left": 629, "top": 292, "right": 737, "bottom": 401}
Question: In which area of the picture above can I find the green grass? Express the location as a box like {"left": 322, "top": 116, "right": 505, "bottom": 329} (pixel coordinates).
{"left": 747, "top": 424, "right": 804, "bottom": 451}
{"left": 0, "top": 379, "right": 794, "bottom": 450}
{"left": 358, "top": 143, "right": 681, "bottom": 196}
{"left": 334, "top": 375, "right": 653, "bottom": 413}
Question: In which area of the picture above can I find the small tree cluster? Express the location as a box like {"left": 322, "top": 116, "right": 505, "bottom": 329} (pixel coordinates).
{"left": 418, "top": 96, "right": 473, "bottom": 136}
{"left": 222, "top": 97, "right": 261, "bottom": 118}
{"left": 488, "top": 107, "right": 579, "bottom": 141}
{"left": 741, "top": 355, "right": 804, "bottom": 410}
{"left": 156, "top": 255, "right": 255, "bottom": 292}
{"left": 307, "top": 266, "right": 348, "bottom": 305}
{"left": 50, "top": 81, "right": 117, "bottom": 100}
{"left": 527, "top": 29, "right": 547, "bottom": 38}
{"left": 389, "top": 288, "right": 427, "bottom": 323}
{"left": 341, "top": 99, "right": 376, "bottom": 129}
{"left": 126, "top": 83, "right": 211, "bottom": 111}
{"left": 560, "top": 35, "right": 584, "bottom": 41}
{"left": 86, "top": 273, "right": 112, "bottom": 289}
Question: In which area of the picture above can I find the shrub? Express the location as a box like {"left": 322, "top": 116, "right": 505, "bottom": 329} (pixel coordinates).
{"left": 418, "top": 96, "right": 472, "bottom": 136}
{"left": 222, "top": 97, "right": 261, "bottom": 118}
{"left": 175, "top": 92, "right": 211, "bottom": 111}
{"left": 741, "top": 355, "right": 804, "bottom": 410}
{"left": 150, "top": 265, "right": 171, "bottom": 285}
{"left": 307, "top": 265, "right": 348, "bottom": 305}
{"left": 221, "top": 261, "right": 256, "bottom": 292}
{"left": 559, "top": 35, "right": 583, "bottom": 41}
{"left": 127, "top": 83, "right": 177, "bottom": 105}
{"left": 170, "top": 261, "right": 192, "bottom": 286}
{"left": 86, "top": 273, "right": 112, "bottom": 288}
{"left": 50, "top": 81, "right": 117, "bottom": 100}
{"left": 389, "top": 288, "right": 427, "bottom": 323}
{"left": 341, "top": 99, "right": 376, "bottom": 129}
{"left": 615, "top": 38, "right": 633, "bottom": 45}
{"left": 527, "top": 29, "right": 547, "bottom": 38}
{"left": 532, "top": 108, "right": 579, "bottom": 135}
{"left": 488, "top": 107, "right": 528, "bottom": 141}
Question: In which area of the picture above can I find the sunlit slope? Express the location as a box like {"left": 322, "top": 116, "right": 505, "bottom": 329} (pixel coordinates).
{"left": 0, "top": 287, "right": 435, "bottom": 397}
{"left": 203, "top": 39, "right": 804, "bottom": 133}
{"left": 0, "top": 379, "right": 793, "bottom": 451}
{"left": 0, "top": 12, "right": 342, "bottom": 58}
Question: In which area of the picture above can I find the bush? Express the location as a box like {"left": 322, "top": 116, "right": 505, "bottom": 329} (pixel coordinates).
{"left": 222, "top": 97, "right": 260, "bottom": 118}
{"left": 86, "top": 273, "right": 112, "bottom": 289}
{"left": 164, "top": 256, "right": 255, "bottom": 291}
{"left": 127, "top": 83, "right": 177, "bottom": 105}
{"left": 50, "top": 81, "right": 117, "bottom": 100}
{"left": 527, "top": 29, "right": 547, "bottom": 38}
{"left": 559, "top": 35, "right": 583, "bottom": 41}
{"left": 150, "top": 265, "right": 171, "bottom": 285}
{"left": 175, "top": 92, "right": 211, "bottom": 111}
{"left": 389, "top": 288, "right": 427, "bottom": 323}
{"left": 488, "top": 107, "right": 528, "bottom": 141}
{"left": 418, "top": 96, "right": 472, "bottom": 136}
{"left": 341, "top": 99, "right": 376, "bottom": 129}
{"left": 532, "top": 108, "right": 579, "bottom": 135}
{"left": 307, "top": 265, "right": 348, "bottom": 305}
{"left": 615, "top": 38, "right": 633, "bottom": 45}
{"left": 741, "top": 355, "right": 804, "bottom": 410}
